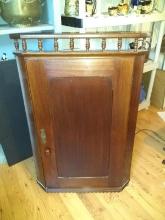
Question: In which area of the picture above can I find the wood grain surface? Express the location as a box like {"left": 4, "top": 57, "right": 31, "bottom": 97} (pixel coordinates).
{"left": 21, "top": 53, "right": 144, "bottom": 190}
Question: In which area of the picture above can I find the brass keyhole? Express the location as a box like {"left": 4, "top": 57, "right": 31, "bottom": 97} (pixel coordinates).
{"left": 40, "top": 128, "right": 47, "bottom": 145}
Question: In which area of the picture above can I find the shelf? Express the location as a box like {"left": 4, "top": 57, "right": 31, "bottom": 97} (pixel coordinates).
{"left": 61, "top": 11, "right": 165, "bottom": 28}
{"left": 140, "top": 60, "right": 158, "bottom": 111}
{"left": 143, "top": 60, "right": 157, "bottom": 73}
{"left": 0, "top": 24, "right": 54, "bottom": 35}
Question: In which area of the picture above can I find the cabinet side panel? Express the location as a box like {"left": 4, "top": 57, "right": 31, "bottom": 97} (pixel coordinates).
{"left": 124, "top": 54, "right": 145, "bottom": 181}
{"left": 17, "top": 56, "right": 46, "bottom": 186}
{"left": 109, "top": 56, "right": 135, "bottom": 186}
{"left": 24, "top": 58, "right": 59, "bottom": 188}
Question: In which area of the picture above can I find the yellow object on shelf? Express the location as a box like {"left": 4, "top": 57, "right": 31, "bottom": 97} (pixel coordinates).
{"left": 64, "top": 0, "right": 79, "bottom": 16}
{"left": 118, "top": 3, "right": 129, "bottom": 15}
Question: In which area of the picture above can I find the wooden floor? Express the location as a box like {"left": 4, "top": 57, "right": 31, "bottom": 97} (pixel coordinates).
{"left": 0, "top": 107, "right": 165, "bottom": 220}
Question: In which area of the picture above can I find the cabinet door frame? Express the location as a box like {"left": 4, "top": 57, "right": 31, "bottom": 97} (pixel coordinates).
{"left": 21, "top": 54, "right": 144, "bottom": 192}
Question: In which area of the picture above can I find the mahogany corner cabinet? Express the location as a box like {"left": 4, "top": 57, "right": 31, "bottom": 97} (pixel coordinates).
{"left": 12, "top": 32, "right": 150, "bottom": 192}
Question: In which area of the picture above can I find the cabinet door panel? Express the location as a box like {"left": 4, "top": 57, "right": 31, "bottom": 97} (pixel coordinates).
{"left": 25, "top": 55, "right": 137, "bottom": 190}
{"left": 49, "top": 77, "right": 113, "bottom": 177}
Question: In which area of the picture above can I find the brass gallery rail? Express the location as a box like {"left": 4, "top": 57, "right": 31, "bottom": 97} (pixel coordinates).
{"left": 10, "top": 32, "right": 151, "bottom": 54}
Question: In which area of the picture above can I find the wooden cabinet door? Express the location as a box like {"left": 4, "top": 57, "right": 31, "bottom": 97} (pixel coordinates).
{"left": 24, "top": 54, "right": 144, "bottom": 191}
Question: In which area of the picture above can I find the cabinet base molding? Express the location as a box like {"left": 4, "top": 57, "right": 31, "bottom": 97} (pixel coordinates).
{"left": 37, "top": 179, "right": 130, "bottom": 193}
